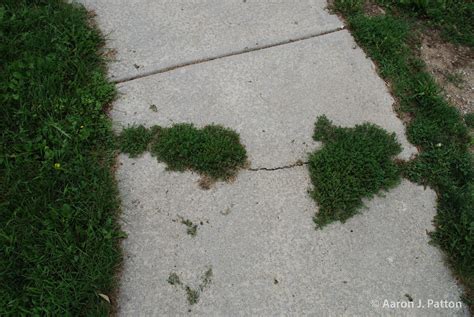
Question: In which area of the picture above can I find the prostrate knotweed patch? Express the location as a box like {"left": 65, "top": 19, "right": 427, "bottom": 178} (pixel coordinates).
{"left": 118, "top": 124, "right": 247, "bottom": 182}
{"left": 118, "top": 125, "right": 152, "bottom": 157}
{"left": 309, "top": 116, "right": 402, "bottom": 228}
{"left": 152, "top": 124, "right": 247, "bottom": 180}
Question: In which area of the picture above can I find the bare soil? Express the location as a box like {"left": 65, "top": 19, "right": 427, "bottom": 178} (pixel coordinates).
{"left": 363, "top": 2, "right": 385, "bottom": 16}
{"left": 420, "top": 32, "right": 474, "bottom": 114}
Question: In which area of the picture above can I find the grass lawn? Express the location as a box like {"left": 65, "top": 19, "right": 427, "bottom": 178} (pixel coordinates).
{"left": 0, "top": 1, "right": 122, "bottom": 315}
{"left": 332, "top": 0, "right": 474, "bottom": 309}
{"left": 377, "top": 0, "right": 473, "bottom": 47}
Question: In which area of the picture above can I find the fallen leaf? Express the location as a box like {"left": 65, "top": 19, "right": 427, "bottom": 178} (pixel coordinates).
{"left": 98, "top": 293, "right": 110, "bottom": 303}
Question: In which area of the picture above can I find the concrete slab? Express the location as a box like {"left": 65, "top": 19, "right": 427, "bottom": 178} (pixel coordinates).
{"left": 111, "top": 30, "right": 417, "bottom": 169}
{"left": 76, "top": 0, "right": 342, "bottom": 81}
{"left": 116, "top": 153, "right": 467, "bottom": 316}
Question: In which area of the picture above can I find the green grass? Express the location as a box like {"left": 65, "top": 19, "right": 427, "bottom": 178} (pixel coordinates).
{"left": 118, "top": 124, "right": 248, "bottom": 180}
{"left": 377, "top": 0, "right": 474, "bottom": 47}
{"left": 333, "top": 0, "right": 474, "bottom": 308}
{"left": 465, "top": 113, "right": 474, "bottom": 129}
{"left": 309, "top": 116, "right": 402, "bottom": 227}
{"left": 0, "top": 1, "right": 121, "bottom": 315}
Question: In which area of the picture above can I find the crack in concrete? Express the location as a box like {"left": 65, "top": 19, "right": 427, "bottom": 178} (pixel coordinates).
{"left": 248, "top": 161, "right": 308, "bottom": 172}
{"left": 113, "top": 26, "right": 345, "bottom": 84}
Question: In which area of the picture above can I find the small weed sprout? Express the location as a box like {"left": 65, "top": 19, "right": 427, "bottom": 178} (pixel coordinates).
{"left": 167, "top": 267, "right": 213, "bottom": 305}
{"left": 185, "top": 286, "right": 200, "bottom": 305}
{"left": 180, "top": 218, "right": 198, "bottom": 237}
{"left": 200, "top": 268, "right": 213, "bottom": 291}
{"left": 167, "top": 273, "right": 181, "bottom": 286}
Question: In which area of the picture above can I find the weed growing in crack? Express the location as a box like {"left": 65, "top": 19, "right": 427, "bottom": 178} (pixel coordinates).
{"left": 117, "top": 124, "right": 247, "bottom": 181}
{"left": 308, "top": 115, "right": 402, "bottom": 228}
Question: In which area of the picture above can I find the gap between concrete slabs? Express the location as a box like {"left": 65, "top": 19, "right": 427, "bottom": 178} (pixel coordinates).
{"left": 113, "top": 27, "right": 345, "bottom": 84}
{"left": 111, "top": 30, "right": 417, "bottom": 170}
{"left": 77, "top": 0, "right": 343, "bottom": 82}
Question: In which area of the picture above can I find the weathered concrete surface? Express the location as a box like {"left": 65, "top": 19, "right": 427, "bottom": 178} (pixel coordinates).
{"left": 76, "top": 0, "right": 342, "bottom": 81}
{"left": 111, "top": 30, "right": 417, "bottom": 169}
{"left": 116, "top": 153, "right": 467, "bottom": 316}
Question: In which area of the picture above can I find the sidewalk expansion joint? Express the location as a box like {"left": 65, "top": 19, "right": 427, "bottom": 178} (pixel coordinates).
{"left": 248, "top": 161, "right": 308, "bottom": 172}
{"left": 113, "top": 26, "right": 345, "bottom": 84}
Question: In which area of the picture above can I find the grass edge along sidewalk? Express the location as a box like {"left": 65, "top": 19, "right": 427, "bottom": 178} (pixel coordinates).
{"left": 332, "top": 0, "right": 474, "bottom": 311}
{"left": 1, "top": 1, "right": 122, "bottom": 315}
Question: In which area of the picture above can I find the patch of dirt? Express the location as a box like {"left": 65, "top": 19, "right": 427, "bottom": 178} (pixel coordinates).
{"left": 420, "top": 31, "right": 474, "bottom": 114}
{"left": 325, "top": 0, "right": 337, "bottom": 14}
{"left": 326, "top": 0, "right": 385, "bottom": 16}
{"left": 364, "top": 2, "right": 385, "bottom": 16}
{"left": 103, "top": 48, "right": 118, "bottom": 60}
{"left": 86, "top": 9, "right": 99, "bottom": 29}
{"left": 198, "top": 175, "right": 214, "bottom": 190}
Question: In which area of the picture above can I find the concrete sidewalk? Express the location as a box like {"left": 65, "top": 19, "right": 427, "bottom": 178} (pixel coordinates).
{"left": 78, "top": 1, "right": 467, "bottom": 315}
